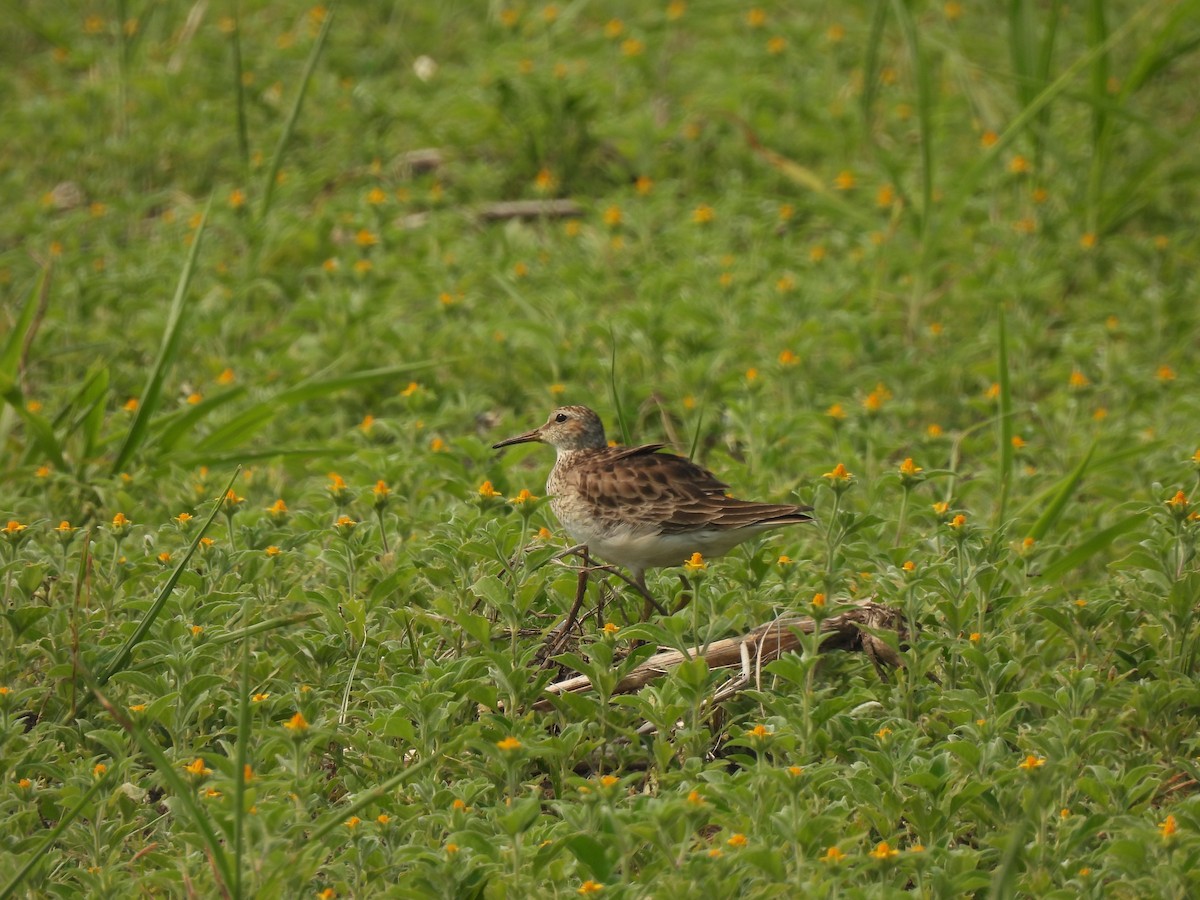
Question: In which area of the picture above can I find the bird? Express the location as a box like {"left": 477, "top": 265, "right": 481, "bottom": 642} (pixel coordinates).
{"left": 491, "top": 405, "right": 813, "bottom": 605}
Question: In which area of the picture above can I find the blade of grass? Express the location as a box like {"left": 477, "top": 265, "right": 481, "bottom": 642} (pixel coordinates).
{"left": 1026, "top": 441, "right": 1096, "bottom": 543}
{"left": 111, "top": 200, "right": 211, "bottom": 475}
{"left": 995, "top": 306, "right": 1014, "bottom": 526}
{"left": 154, "top": 386, "right": 248, "bottom": 454}
{"left": 0, "top": 265, "right": 48, "bottom": 388}
{"left": 208, "top": 612, "right": 322, "bottom": 646}
{"left": 229, "top": 1, "right": 249, "bottom": 168}
{"left": 1039, "top": 511, "right": 1149, "bottom": 581}
{"left": 0, "top": 768, "right": 113, "bottom": 900}
{"left": 608, "top": 330, "right": 631, "bottom": 446}
{"left": 92, "top": 687, "right": 235, "bottom": 896}
{"left": 860, "top": 0, "right": 889, "bottom": 129}
{"left": 86, "top": 468, "right": 239, "bottom": 702}
{"left": 1084, "top": 0, "right": 1110, "bottom": 234}
{"left": 889, "top": 0, "right": 934, "bottom": 236}
{"left": 258, "top": 5, "right": 334, "bottom": 220}
{"left": 233, "top": 633, "right": 252, "bottom": 900}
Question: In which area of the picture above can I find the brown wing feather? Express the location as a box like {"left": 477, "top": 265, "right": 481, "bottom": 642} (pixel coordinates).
{"left": 574, "top": 444, "right": 810, "bottom": 533}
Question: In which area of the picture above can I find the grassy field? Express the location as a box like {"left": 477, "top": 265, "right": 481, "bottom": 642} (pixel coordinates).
{"left": 3, "top": 1, "right": 1200, "bottom": 896}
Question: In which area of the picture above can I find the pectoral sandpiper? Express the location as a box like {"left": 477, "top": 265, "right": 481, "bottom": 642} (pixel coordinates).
{"left": 492, "top": 405, "right": 813, "bottom": 602}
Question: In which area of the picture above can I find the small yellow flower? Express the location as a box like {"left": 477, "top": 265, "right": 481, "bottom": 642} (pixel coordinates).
{"left": 317, "top": 889, "right": 336, "bottom": 900}
{"left": 18, "top": 778, "right": 33, "bottom": 790}
{"left": 777, "top": 555, "right": 793, "bottom": 566}
{"left": 1156, "top": 364, "right": 1177, "bottom": 382}
{"left": 820, "top": 846, "right": 845, "bottom": 863}
{"left": 876, "top": 726, "right": 892, "bottom": 740}
{"left": 3, "top": 520, "right": 27, "bottom": 535}
{"left": 812, "top": 593, "right": 826, "bottom": 608}
{"left": 826, "top": 23, "right": 845, "bottom": 42}
{"left": 93, "top": 763, "right": 107, "bottom": 778}
{"left": 478, "top": 480, "right": 502, "bottom": 499}
{"left": 969, "top": 632, "right": 981, "bottom": 643}
{"left": 284, "top": 711, "right": 310, "bottom": 732}
{"left": 727, "top": 833, "right": 747, "bottom": 848}
{"left": 1009, "top": 154, "right": 1032, "bottom": 174}
{"left": 452, "top": 798, "right": 468, "bottom": 811}
{"left": 927, "top": 423, "right": 944, "bottom": 438}
{"left": 1011, "top": 435, "right": 1026, "bottom": 450}
{"left": 787, "top": 765, "right": 803, "bottom": 776}
{"left": 578, "top": 881, "right": 604, "bottom": 896}
{"left": 902, "top": 560, "right": 915, "bottom": 572}
{"left": 684, "top": 552, "right": 707, "bottom": 572}
{"left": 129, "top": 703, "right": 147, "bottom": 712}
{"left": 185, "top": 758, "right": 212, "bottom": 777}
{"left": 598, "top": 774, "right": 619, "bottom": 788}
{"left": 635, "top": 175, "right": 653, "bottom": 195}
{"left": 686, "top": 789, "right": 704, "bottom": 806}
{"left": 932, "top": 501, "right": 950, "bottom": 517}
{"left": 809, "top": 244, "right": 827, "bottom": 262}
{"left": 497, "top": 736, "right": 522, "bottom": 751}
{"left": 834, "top": 170, "right": 856, "bottom": 191}
{"left": 366, "top": 187, "right": 387, "bottom": 205}
{"left": 667, "top": 1, "right": 686, "bottom": 21}
{"left": 111, "top": 512, "right": 131, "bottom": 529}
{"left": 1165, "top": 490, "right": 1189, "bottom": 517}
{"left": 333, "top": 515, "right": 357, "bottom": 535}
{"left": 35, "top": 464, "right": 51, "bottom": 478}
{"left": 157, "top": 551, "right": 172, "bottom": 565}
{"left": 430, "top": 437, "right": 447, "bottom": 453}
{"left": 229, "top": 188, "right": 246, "bottom": 209}
{"left": 876, "top": 184, "right": 896, "bottom": 208}
{"left": 604, "top": 18, "right": 624, "bottom": 38}
{"left": 355, "top": 228, "right": 378, "bottom": 247}
{"left": 252, "top": 692, "right": 271, "bottom": 702}
{"left": 1160, "top": 814, "right": 1177, "bottom": 839}
{"left": 377, "top": 813, "right": 390, "bottom": 825}
{"left": 345, "top": 816, "right": 361, "bottom": 830}
{"left": 534, "top": 168, "right": 558, "bottom": 192}
{"left": 870, "top": 841, "right": 899, "bottom": 860}
{"left": 692, "top": 204, "right": 715, "bottom": 224}
{"left": 1018, "top": 754, "right": 1046, "bottom": 770}
{"left": 766, "top": 36, "right": 786, "bottom": 55}
{"left": 949, "top": 513, "right": 967, "bottom": 530}
{"left": 747, "top": 724, "right": 770, "bottom": 739}
{"left": 1069, "top": 370, "right": 1090, "bottom": 389}
{"left": 510, "top": 489, "right": 538, "bottom": 505}
{"left": 191, "top": 625, "right": 204, "bottom": 637}
{"left": 823, "top": 462, "right": 853, "bottom": 482}
{"left": 621, "top": 38, "right": 644, "bottom": 57}
{"left": 1079, "top": 232, "right": 1096, "bottom": 250}
{"left": 746, "top": 8, "right": 766, "bottom": 27}
{"left": 864, "top": 382, "right": 891, "bottom": 412}
{"left": 513, "top": 261, "right": 529, "bottom": 278}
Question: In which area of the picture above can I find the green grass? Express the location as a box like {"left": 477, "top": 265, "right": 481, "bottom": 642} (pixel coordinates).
{"left": 3, "top": 1, "right": 1200, "bottom": 896}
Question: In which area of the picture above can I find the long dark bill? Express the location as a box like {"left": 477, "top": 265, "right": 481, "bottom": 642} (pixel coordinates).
{"left": 492, "top": 428, "right": 542, "bottom": 449}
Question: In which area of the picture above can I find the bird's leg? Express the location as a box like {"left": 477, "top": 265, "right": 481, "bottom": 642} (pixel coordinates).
{"left": 671, "top": 573, "right": 694, "bottom": 614}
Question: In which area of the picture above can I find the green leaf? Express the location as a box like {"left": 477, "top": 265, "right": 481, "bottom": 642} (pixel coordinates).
{"left": 564, "top": 834, "right": 614, "bottom": 881}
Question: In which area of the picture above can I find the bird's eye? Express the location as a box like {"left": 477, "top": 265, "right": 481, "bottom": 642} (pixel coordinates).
{"left": 554, "top": 413, "right": 568, "bottom": 423}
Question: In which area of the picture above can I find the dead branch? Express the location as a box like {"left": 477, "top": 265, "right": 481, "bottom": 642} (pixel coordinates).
{"left": 536, "top": 601, "right": 906, "bottom": 710}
